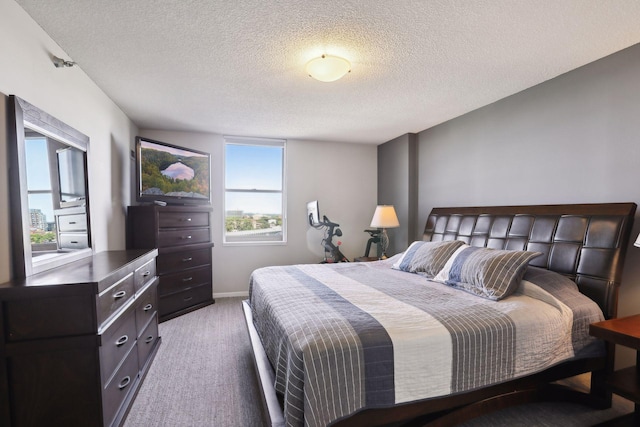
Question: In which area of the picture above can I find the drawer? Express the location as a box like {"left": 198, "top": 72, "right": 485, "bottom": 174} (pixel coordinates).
{"left": 58, "top": 232, "right": 89, "bottom": 249}
{"left": 4, "top": 294, "right": 95, "bottom": 341}
{"left": 158, "top": 265, "right": 211, "bottom": 297}
{"left": 57, "top": 213, "right": 87, "bottom": 231}
{"left": 100, "top": 308, "right": 137, "bottom": 384}
{"left": 137, "top": 314, "right": 159, "bottom": 370}
{"left": 158, "top": 211, "right": 209, "bottom": 228}
{"left": 157, "top": 227, "right": 210, "bottom": 248}
{"left": 135, "top": 282, "right": 158, "bottom": 335}
{"left": 98, "top": 273, "right": 135, "bottom": 326}
{"left": 134, "top": 258, "right": 156, "bottom": 292}
{"left": 159, "top": 283, "right": 212, "bottom": 317}
{"left": 156, "top": 247, "right": 211, "bottom": 274}
{"left": 102, "top": 345, "right": 139, "bottom": 427}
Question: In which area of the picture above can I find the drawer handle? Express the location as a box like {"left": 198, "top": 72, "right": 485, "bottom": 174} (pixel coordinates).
{"left": 182, "top": 235, "right": 192, "bottom": 240}
{"left": 142, "top": 270, "right": 151, "bottom": 277}
{"left": 118, "top": 376, "right": 131, "bottom": 390}
{"left": 69, "top": 221, "right": 77, "bottom": 224}
{"left": 183, "top": 296, "right": 193, "bottom": 302}
{"left": 115, "top": 335, "right": 129, "bottom": 346}
{"left": 143, "top": 303, "right": 153, "bottom": 311}
{"left": 182, "top": 257, "right": 193, "bottom": 262}
{"left": 70, "top": 241, "right": 79, "bottom": 244}
{"left": 182, "top": 277, "right": 193, "bottom": 282}
{"left": 182, "top": 217, "right": 192, "bottom": 222}
{"left": 113, "top": 290, "right": 127, "bottom": 299}
{"left": 145, "top": 335, "right": 154, "bottom": 344}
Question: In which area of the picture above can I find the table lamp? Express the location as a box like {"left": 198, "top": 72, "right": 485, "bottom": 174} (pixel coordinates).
{"left": 370, "top": 205, "right": 400, "bottom": 259}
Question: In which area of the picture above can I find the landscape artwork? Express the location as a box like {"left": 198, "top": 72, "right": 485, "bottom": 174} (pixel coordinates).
{"left": 139, "top": 140, "right": 210, "bottom": 199}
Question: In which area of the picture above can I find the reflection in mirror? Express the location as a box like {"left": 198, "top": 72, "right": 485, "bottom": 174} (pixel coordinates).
{"left": 7, "top": 95, "right": 92, "bottom": 278}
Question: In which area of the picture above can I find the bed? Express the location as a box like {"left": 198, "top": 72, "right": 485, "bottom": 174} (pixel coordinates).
{"left": 243, "top": 203, "right": 636, "bottom": 426}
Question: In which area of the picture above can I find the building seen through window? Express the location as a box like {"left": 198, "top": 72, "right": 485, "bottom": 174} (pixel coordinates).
{"left": 25, "top": 137, "right": 57, "bottom": 248}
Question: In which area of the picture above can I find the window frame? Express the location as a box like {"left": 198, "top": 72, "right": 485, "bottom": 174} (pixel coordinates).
{"left": 223, "top": 136, "right": 287, "bottom": 246}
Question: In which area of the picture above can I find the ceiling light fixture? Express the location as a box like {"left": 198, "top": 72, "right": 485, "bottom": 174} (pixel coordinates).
{"left": 306, "top": 54, "right": 351, "bottom": 82}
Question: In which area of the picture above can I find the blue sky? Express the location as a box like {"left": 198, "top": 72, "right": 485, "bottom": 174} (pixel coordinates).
{"left": 25, "top": 137, "right": 55, "bottom": 222}
{"left": 225, "top": 144, "right": 283, "bottom": 215}
{"left": 25, "top": 138, "right": 285, "bottom": 220}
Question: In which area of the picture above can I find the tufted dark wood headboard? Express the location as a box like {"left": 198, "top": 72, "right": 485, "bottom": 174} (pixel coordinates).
{"left": 423, "top": 203, "right": 636, "bottom": 319}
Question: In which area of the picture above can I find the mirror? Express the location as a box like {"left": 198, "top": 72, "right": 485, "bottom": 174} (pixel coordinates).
{"left": 7, "top": 95, "right": 92, "bottom": 278}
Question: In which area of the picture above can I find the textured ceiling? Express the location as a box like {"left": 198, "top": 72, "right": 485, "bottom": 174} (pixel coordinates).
{"left": 14, "top": 0, "right": 640, "bottom": 144}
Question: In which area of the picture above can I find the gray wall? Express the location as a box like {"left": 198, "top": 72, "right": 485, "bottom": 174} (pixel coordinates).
{"left": 411, "top": 43, "right": 640, "bottom": 368}
{"left": 377, "top": 133, "right": 418, "bottom": 255}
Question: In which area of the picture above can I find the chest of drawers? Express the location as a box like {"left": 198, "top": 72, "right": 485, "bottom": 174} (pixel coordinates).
{"left": 55, "top": 206, "right": 90, "bottom": 250}
{"left": 0, "top": 249, "right": 160, "bottom": 427}
{"left": 126, "top": 205, "right": 214, "bottom": 322}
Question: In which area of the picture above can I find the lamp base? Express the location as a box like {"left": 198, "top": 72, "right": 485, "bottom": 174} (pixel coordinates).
{"left": 377, "top": 228, "right": 389, "bottom": 260}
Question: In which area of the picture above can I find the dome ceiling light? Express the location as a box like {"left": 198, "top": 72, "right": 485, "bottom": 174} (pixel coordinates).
{"left": 305, "top": 54, "right": 351, "bottom": 82}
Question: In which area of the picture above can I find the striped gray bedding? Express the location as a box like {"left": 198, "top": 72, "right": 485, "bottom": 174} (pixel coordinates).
{"left": 248, "top": 259, "right": 605, "bottom": 427}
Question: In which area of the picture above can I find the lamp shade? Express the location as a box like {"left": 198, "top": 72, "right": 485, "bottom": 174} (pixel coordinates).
{"left": 370, "top": 205, "right": 400, "bottom": 228}
{"left": 635, "top": 233, "right": 640, "bottom": 248}
{"left": 306, "top": 55, "right": 351, "bottom": 82}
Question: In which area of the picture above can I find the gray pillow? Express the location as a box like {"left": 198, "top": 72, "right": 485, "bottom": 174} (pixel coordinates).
{"left": 392, "top": 240, "right": 465, "bottom": 278}
{"left": 433, "top": 245, "right": 542, "bottom": 300}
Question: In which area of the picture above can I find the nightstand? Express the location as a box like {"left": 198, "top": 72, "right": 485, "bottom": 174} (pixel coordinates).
{"left": 590, "top": 315, "right": 640, "bottom": 425}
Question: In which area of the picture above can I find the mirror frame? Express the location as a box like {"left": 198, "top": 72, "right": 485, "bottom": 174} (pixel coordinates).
{"left": 7, "top": 95, "right": 93, "bottom": 278}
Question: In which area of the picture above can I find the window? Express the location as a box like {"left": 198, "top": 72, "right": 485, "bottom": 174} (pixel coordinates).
{"left": 224, "top": 137, "right": 286, "bottom": 244}
{"left": 25, "top": 137, "right": 57, "bottom": 249}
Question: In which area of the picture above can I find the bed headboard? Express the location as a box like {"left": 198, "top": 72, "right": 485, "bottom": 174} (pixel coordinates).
{"left": 423, "top": 203, "right": 636, "bottom": 319}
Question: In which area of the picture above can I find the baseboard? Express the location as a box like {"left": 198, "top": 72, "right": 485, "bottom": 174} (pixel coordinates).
{"left": 212, "top": 291, "right": 249, "bottom": 298}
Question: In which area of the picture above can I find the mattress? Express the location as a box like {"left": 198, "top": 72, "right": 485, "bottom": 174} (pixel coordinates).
{"left": 248, "top": 258, "right": 605, "bottom": 427}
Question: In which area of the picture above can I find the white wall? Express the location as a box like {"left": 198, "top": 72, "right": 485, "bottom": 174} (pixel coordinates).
{"left": 0, "top": 0, "right": 138, "bottom": 283}
{"left": 0, "top": 0, "right": 377, "bottom": 295}
{"left": 139, "top": 130, "right": 378, "bottom": 297}
{"left": 415, "top": 43, "right": 640, "bottom": 368}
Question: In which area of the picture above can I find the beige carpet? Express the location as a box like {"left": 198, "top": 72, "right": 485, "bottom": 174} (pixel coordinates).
{"left": 124, "top": 298, "right": 632, "bottom": 426}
